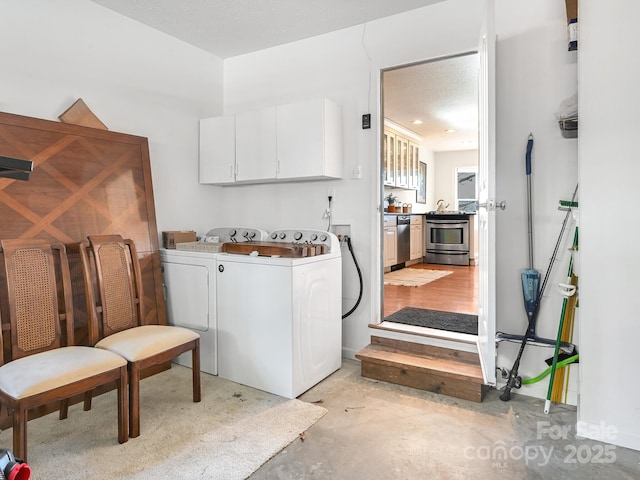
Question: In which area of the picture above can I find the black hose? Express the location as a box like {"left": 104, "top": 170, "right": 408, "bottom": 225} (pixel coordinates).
{"left": 342, "top": 236, "right": 363, "bottom": 319}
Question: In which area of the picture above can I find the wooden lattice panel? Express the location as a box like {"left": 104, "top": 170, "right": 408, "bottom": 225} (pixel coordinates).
{"left": 0, "top": 111, "right": 166, "bottom": 347}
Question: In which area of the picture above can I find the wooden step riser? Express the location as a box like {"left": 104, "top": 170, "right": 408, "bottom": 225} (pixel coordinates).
{"left": 361, "top": 359, "right": 485, "bottom": 403}
{"left": 371, "top": 336, "right": 480, "bottom": 365}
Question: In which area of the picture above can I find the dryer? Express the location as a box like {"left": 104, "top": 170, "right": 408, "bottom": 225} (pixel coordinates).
{"left": 160, "top": 227, "right": 268, "bottom": 375}
{"left": 216, "top": 229, "right": 342, "bottom": 398}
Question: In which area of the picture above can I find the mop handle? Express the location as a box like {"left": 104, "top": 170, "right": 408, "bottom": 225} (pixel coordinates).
{"left": 526, "top": 133, "right": 534, "bottom": 268}
{"left": 526, "top": 133, "right": 534, "bottom": 175}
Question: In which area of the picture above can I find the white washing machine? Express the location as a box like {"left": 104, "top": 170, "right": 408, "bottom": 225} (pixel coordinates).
{"left": 160, "top": 227, "right": 268, "bottom": 375}
{"left": 216, "top": 229, "right": 342, "bottom": 398}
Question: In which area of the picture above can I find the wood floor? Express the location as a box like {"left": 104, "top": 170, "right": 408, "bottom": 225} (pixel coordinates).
{"left": 383, "top": 263, "right": 478, "bottom": 318}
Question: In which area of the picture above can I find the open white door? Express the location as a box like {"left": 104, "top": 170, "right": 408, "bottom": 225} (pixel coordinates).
{"left": 477, "top": 0, "right": 497, "bottom": 386}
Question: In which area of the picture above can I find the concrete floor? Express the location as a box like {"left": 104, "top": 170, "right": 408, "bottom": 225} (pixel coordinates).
{"left": 250, "top": 359, "right": 640, "bottom": 479}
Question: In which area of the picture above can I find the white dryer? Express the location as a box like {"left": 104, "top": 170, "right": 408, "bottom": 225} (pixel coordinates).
{"left": 160, "top": 227, "right": 268, "bottom": 375}
{"left": 216, "top": 229, "right": 342, "bottom": 398}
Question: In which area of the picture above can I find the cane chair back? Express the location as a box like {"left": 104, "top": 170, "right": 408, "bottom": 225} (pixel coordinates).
{"left": 80, "top": 234, "right": 200, "bottom": 438}
{"left": 0, "top": 239, "right": 128, "bottom": 461}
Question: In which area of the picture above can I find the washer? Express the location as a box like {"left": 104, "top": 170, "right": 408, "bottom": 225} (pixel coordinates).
{"left": 160, "top": 227, "right": 268, "bottom": 375}
{"left": 216, "top": 229, "right": 342, "bottom": 398}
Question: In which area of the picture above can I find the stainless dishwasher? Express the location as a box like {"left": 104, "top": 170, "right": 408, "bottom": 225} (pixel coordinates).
{"left": 396, "top": 215, "right": 411, "bottom": 265}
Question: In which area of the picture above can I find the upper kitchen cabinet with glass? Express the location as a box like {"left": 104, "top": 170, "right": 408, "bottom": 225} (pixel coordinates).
{"left": 383, "top": 119, "right": 422, "bottom": 190}
{"left": 199, "top": 98, "right": 343, "bottom": 186}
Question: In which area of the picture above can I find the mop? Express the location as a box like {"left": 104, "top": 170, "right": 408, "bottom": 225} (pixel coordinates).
{"left": 499, "top": 133, "right": 577, "bottom": 401}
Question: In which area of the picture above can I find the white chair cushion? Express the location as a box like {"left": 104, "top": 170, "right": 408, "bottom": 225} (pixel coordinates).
{"left": 95, "top": 325, "right": 199, "bottom": 362}
{"left": 0, "top": 346, "right": 126, "bottom": 400}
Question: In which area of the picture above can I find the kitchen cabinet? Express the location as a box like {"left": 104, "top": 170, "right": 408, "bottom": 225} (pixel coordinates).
{"left": 383, "top": 120, "right": 421, "bottom": 190}
{"left": 199, "top": 116, "right": 235, "bottom": 185}
{"left": 408, "top": 143, "right": 420, "bottom": 189}
{"left": 383, "top": 129, "right": 396, "bottom": 186}
{"left": 384, "top": 226, "right": 397, "bottom": 268}
{"left": 200, "top": 98, "right": 342, "bottom": 185}
{"left": 276, "top": 98, "right": 342, "bottom": 181}
{"left": 396, "top": 136, "right": 409, "bottom": 188}
{"left": 410, "top": 215, "right": 424, "bottom": 261}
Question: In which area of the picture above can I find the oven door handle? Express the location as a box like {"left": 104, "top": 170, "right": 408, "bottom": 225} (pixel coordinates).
{"left": 426, "top": 220, "right": 468, "bottom": 225}
{"left": 426, "top": 250, "right": 468, "bottom": 255}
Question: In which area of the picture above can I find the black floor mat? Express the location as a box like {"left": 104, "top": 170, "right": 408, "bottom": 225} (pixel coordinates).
{"left": 385, "top": 307, "right": 478, "bottom": 335}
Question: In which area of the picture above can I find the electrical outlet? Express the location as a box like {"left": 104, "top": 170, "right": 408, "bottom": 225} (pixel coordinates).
{"left": 351, "top": 165, "right": 362, "bottom": 179}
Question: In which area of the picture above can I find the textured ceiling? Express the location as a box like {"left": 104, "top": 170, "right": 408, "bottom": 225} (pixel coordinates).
{"left": 384, "top": 53, "right": 479, "bottom": 152}
{"left": 89, "top": 0, "right": 477, "bottom": 152}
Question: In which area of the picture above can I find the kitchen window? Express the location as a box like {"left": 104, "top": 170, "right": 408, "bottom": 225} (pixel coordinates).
{"left": 456, "top": 167, "right": 477, "bottom": 213}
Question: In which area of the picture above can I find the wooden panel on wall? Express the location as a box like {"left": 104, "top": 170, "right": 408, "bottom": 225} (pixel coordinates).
{"left": 0, "top": 111, "right": 166, "bottom": 346}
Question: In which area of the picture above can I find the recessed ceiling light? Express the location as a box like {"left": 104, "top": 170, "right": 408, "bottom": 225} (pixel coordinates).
{"left": 445, "top": 128, "right": 456, "bottom": 133}
{"left": 412, "top": 119, "right": 423, "bottom": 125}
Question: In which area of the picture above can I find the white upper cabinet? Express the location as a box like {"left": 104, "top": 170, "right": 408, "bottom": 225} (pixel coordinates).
{"left": 199, "top": 98, "right": 343, "bottom": 186}
{"left": 199, "top": 116, "right": 235, "bottom": 185}
{"left": 276, "top": 98, "right": 343, "bottom": 181}
{"left": 235, "top": 106, "right": 277, "bottom": 183}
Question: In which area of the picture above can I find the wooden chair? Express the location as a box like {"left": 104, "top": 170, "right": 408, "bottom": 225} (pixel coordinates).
{"left": 78, "top": 234, "right": 200, "bottom": 438}
{"left": 0, "top": 239, "right": 128, "bottom": 461}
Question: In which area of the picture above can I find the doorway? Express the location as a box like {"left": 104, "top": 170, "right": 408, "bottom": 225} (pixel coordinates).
{"left": 381, "top": 52, "right": 480, "bottom": 325}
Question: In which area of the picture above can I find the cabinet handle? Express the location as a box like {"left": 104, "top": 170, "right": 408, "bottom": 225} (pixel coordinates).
{"left": 229, "top": 164, "right": 234, "bottom": 178}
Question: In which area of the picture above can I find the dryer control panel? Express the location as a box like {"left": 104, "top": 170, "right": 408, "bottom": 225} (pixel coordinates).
{"left": 204, "top": 227, "right": 269, "bottom": 243}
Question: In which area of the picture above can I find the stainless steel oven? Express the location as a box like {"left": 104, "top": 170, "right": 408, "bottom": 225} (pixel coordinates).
{"left": 425, "top": 214, "right": 470, "bottom": 266}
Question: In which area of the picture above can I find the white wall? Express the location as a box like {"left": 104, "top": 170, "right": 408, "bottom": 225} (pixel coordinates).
{"left": 578, "top": 0, "right": 640, "bottom": 451}
{"left": 434, "top": 150, "right": 479, "bottom": 208}
{"left": 494, "top": 0, "right": 579, "bottom": 402}
{"left": 220, "top": 0, "right": 484, "bottom": 358}
{"left": 0, "top": 0, "right": 224, "bottom": 237}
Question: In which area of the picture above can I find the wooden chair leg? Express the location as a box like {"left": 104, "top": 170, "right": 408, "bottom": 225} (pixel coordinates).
{"left": 59, "top": 399, "right": 69, "bottom": 420}
{"left": 192, "top": 343, "right": 201, "bottom": 403}
{"left": 117, "top": 367, "right": 128, "bottom": 444}
{"left": 129, "top": 362, "right": 141, "bottom": 438}
{"left": 83, "top": 390, "right": 93, "bottom": 411}
{"left": 13, "top": 406, "right": 27, "bottom": 462}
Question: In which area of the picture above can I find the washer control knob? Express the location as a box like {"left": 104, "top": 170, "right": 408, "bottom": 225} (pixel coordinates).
{"left": 310, "top": 234, "right": 318, "bottom": 241}
{"left": 229, "top": 229, "right": 237, "bottom": 237}
{"left": 271, "top": 232, "right": 278, "bottom": 240}
{"left": 294, "top": 232, "right": 303, "bottom": 241}
{"left": 279, "top": 232, "right": 287, "bottom": 240}
{"left": 320, "top": 234, "right": 328, "bottom": 242}
{"left": 248, "top": 231, "right": 256, "bottom": 239}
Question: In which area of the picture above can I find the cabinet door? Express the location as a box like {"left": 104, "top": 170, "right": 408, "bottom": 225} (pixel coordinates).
{"left": 383, "top": 129, "right": 396, "bottom": 186}
{"left": 384, "top": 227, "right": 398, "bottom": 268}
{"left": 277, "top": 98, "right": 342, "bottom": 181}
{"left": 396, "top": 136, "right": 409, "bottom": 188}
{"left": 235, "top": 107, "right": 277, "bottom": 183}
{"left": 199, "top": 116, "right": 236, "bottom": 185}
{"left": 408, "top": 142, "right": 419, "bottom": 189}
{"left": 410, "top": 223, "right": 423, "bottom": 260}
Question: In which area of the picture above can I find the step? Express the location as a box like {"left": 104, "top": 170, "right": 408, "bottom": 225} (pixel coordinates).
{"left": 355, "top": 336, "right": 487, "bottom": 402}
